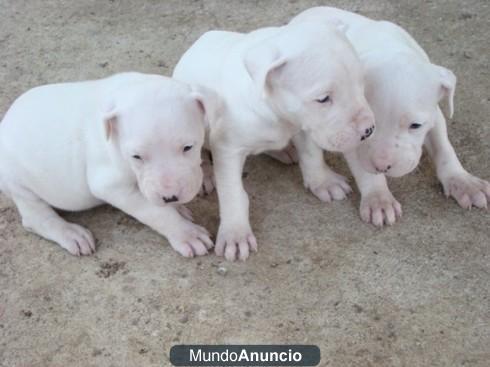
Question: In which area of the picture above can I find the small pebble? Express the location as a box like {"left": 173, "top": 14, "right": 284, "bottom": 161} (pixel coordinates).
{"left": 459, "top": 12, "right": 474, "bottom": 20}
{"left": 216, "top": 266, "right": 228, "bottom": 276}
{"left": 21, "top": 310, "right": 32, "bottom": 318}
{"left": 179, "top": 315, "right": 189, "bottom": 324}
{"left": 353, "top": 304, "right": 363, "bottom": 313}
{"left": 92, "top": 348, "right": 104, "bottom": 357}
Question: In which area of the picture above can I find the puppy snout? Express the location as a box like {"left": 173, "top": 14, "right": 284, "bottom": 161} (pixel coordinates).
{"left": 375, "top": 164, "right": 391, "bottom": 174}
{"left": 361, "top": 125, "right": 375, "bottom": 141}
{"left": 353, "top": 108, "right": 376, "bottom": 140}
{"left": 373, "top": 159, "right": 392, "bottom": 174}
{"left": 162, "top": 195, "right": 179, "bottom": 203}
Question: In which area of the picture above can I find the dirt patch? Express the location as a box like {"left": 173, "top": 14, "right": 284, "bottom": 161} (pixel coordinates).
{"left": 96, "top": 260, "right": 127, "bottom": 278}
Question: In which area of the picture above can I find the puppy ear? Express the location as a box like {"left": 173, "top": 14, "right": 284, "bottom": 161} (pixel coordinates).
{"left": 244, "top": 43, "right": 287, "bottom": 96}
{"left": 190, "top": 85, "right": 223, "bottom": 130}
{"left": 103, "top": 104, "right": 118, "bottom": 141}
{"left": 433, "top": 64, "right": 457, "bottom": 118}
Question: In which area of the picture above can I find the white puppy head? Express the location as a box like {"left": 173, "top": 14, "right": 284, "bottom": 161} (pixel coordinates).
{"left": 356, "top": 57, "right": 456, "bottom": 177}
{"left": 104, "top": 78, "right": 217, "bottom": 206}
{"left": 244, "top": 21, "right": 375, "bottom": 152}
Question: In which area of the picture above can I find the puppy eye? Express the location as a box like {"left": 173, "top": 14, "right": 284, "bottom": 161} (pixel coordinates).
{"left": 409, "top": 123, "right": 423, "bottom": 130}
{"left": 183, "top": 145, "right": 193, "bottom": 153}
{"left": 316, "top": 95, "right": 331, "bottom": 104}
{"left": 132, "top": 154, "right": 142, "bottom": 160}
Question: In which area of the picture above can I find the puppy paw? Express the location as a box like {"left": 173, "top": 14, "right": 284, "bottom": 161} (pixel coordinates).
{"left": 215, "top": 225, "right": 257, "bottom": 262}
{"left": 441, "top": 172, "right": 490, "bottom": 209}
{"left": 199, "top": 162, "right": 215, "bottom": 196}
{"left": 307, "top": 171, "right": 352, "bottom": 202}
{"left": 360, "top": 190, "right": 402, "bottom": 227}
{"left": 265, "top": 143, "right": 298, "bottom": 165}
{"left": 58, "top": 223, "right": 96, "bottom": 256}
{"left": 168, "top": 221, "right": 214, "bottom": 258}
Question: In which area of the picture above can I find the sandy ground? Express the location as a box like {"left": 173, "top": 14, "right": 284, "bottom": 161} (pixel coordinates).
{"left": 0, "top": 1, "right": 489, "bottom": 366}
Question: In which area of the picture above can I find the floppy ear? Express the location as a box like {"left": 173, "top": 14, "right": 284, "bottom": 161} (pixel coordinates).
{"left": 103, "top": 104, "right": 118, "bottom": 141}
{"left": 190, "top": 85, "right": 223, "bottom": 130}
{"left": 243, "top": 42, "right": 287, "bottom": 96}
{"left": 433, "top": 64, "right": 457, "bottom": 118}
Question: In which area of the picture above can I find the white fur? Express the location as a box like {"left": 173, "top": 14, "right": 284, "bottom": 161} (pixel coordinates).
{"left": 0, "top": 72, "right": 217, "bottom": 256}
{"left": 173, "top": 21, "right": 375, "bottom": 260}
{"left": 292, "top": 7, "right": 490, "bottom": 226}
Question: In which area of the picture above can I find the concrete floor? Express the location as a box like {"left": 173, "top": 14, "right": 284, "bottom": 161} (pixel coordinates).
{"left": 0, "top": 1, "right": 489, "bottom": 366}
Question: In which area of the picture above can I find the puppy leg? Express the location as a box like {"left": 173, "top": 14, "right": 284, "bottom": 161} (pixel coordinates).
{"left": 425, "top": 108, "right": 490, "bottom": 209}
{"left": 199, "top": 149, "right": 215, "bottom": 196}
{"left": 92, "top": 185, "right": 213, "bottom": 258}
{"left": 212, "top": 146, "right": 257, "bottom": 262}
{"left": 10, "top": 188, "right": 95, "bottom": 256}
{"left": 264, "top": 141, "right": 299, "bottom": 165}
{"left": 345, "top": 151, "right": 402, "bottom": 227}
{"left": 293, "top": 131, "right": 351, "bottom": 202}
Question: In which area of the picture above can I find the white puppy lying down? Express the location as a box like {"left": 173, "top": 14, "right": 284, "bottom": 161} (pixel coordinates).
{"left": 292, "top": 7, "right": 490, "bottom": 226}
{"left": 0, "top": 72, "right": 217, "bottom": 257}
{"left": 174, "top": 21, "right": 375, "bottom": 261}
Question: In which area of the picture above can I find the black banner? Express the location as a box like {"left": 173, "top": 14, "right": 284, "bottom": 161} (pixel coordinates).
{"left": 170, "top": 345, "right": 321, "bottom": 366}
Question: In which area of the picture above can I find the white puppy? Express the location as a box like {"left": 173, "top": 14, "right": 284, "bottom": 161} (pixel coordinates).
{"left": 173, "top": 21, "right": 375, "bottom": 261}
{"left": 0, "top": 72, "right": 217, "bottom": 256}
{"left": 292, "top": 7, "right": 490, "bottom": 226}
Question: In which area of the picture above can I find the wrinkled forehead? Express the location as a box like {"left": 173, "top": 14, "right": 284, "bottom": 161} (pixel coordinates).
{"left": 280, "top": 22, "right": 362, "bottom": 77}
{"left": 119, "top": 96, "right": 205, "bottom": 148}
{"left": 367, "top": 65, "right": 439, "bottom": 124}
{"left": 282, "top": 47, "right": 363, "bottom": 95}
{"left": 374, "top": 59, "right": 440, "bottom": 98}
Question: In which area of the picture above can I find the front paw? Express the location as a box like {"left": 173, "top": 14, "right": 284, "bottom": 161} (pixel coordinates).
{"left": 306, "top": 171, "right": 352, "bottom": 202}
{"left": 58, "top": 223, "right": 96, "bottom": 256}
{"left": 360, "top": 190, "right": 402, "bottom": 227}
{"left": 441, "top": 172, "right": 490, "bottom": 209}
{"left": 168, "top": 221, "right": 214, "bottom": 258}
{"left": 215, "top": 224, "right": 257, "bottom": 262}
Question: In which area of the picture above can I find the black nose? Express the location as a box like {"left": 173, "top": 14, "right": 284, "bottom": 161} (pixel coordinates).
{"left": 361, "top": 125, "right": 375, "bottom": 141}
{"left": 162, "top": 195, "right": 178, "bottom": 203}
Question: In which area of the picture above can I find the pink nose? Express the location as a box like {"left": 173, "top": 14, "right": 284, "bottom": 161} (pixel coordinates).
{"left": 372, "top": 157, "right": 393, "bottom": 173}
